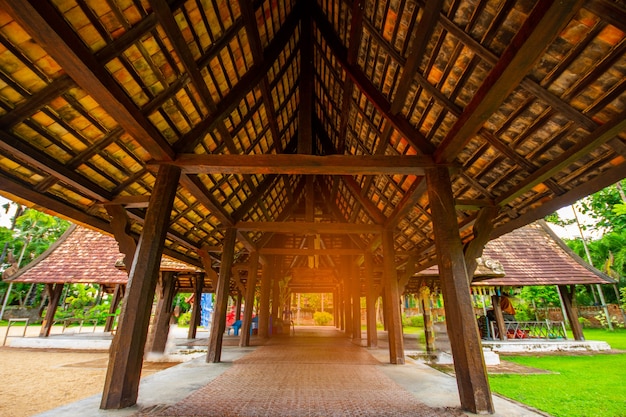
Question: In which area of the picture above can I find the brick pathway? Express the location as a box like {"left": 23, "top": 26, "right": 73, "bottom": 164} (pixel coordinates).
{"left": 138, "top": 327, "right": 465, "bottom": 416}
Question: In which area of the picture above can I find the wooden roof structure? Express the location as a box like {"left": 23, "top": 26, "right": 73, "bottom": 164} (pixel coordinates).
{"left": 0, "top": 0, "right": 624, "bottom": 272}
{"left": 1, "top": 0, "right": 626, "bottom": 413}
{"left": 409, "top": 219, "right": 615, "bottom": 292}
{"left": 5, "top": 224, "right": 205, "bottom": 291}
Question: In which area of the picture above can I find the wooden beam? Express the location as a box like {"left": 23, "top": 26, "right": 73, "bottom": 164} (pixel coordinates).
{"left": 435, "top": 0, "right": 584, "bottom": 163}
{"left": 259, "top": 248, "right": 363, "bottom": 256}
{"left": 174, "top": 4, "right": 301, "bottom": 153}
{"left": 207, "top": 228, "right": 237, "bottom": 362}
{"left": 0, "top": 130, "right": 115, "bottom": 201}
{"left": 146, "top": 271, "right": 177, "bottom": 352}
{"left": 382, "top": 229, "right": 404, "bottom": 364}
{"left": 234, "top": 221, "right": 383, "bottom": 234}
{"left": 101, "top": 164, "right": 180, "bottom": 409}
{"left": 240, "top": 251, "right": 258, "bottom": 347}
{"left": 558, "top": 285, "right": 585, "bottom": 341}
{"left": 492, "top": 164, "right": 626, "bottom": 240}
{"left": 425, "top": 166, "right": 493, "bottom": 414}
{"left": 312, "top": 3, "right": 435, "bottom": 156}
{"left": 39, "top": 283, "right": 63, "bottom": 337}
{"left": 498, "top": 110, "right": 626, "bottom": 206}
{"left": 1, "top": 0, "right": 175, "bottom": 161}
{"left": 341, "top": 175, "right": 387, "bottom": 225}
{"left": 158, "top": 154, "right": 437, "bottom": 175}
{"left": 364, "top": 252, "right": 378, "bottom": 348}
{"left": 464, "top": 206, "right": 500, "bottom": 282}
{"left": 298, "top": 6, "right": 314, "bottom": 155}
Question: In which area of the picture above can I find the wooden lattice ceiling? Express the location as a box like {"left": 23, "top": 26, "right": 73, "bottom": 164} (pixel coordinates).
{"left": 0, "top": 0, "right": 625, "bottom": 277}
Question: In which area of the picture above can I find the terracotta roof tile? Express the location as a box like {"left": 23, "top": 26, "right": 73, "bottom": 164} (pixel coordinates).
{"left": 6, "top": 225, "right": 202, "bottom": 284}
{"left": 416, "top": 220, "right": 615, "bottom": 287}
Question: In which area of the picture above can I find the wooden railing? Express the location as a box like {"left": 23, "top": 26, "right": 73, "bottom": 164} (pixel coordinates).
{"left": 489, "top": 320, "right": 567, "bottom": 340}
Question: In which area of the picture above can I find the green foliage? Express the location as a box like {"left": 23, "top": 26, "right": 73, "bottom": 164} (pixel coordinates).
{"left": 1, "top": 206, "right": 70, "bottom": 307}
{"left": 402, "top": 314, "right": 424, "bottom": 327}
{"left": 578, "top": 316, "right": 591, "bottom": 328}
{"left": 519, "top": 286, "right": 560, "bottom": 307}
{"left": 313, "top": 311, "right": 333, "bottom": 326}
{"left": 577, "top": 181, "right": 626, "bottom": 233}
{"left": 177, "top": 311, "right": 192, "bottom": 327}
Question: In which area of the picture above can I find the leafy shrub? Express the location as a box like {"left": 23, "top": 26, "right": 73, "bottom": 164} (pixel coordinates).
{"left": 402, "top": 314, "right": 424, "bottom": 327}
{"left": 579, "top": 316, "right": 591, "bottom": 328}
{"left": 177, "top": 311, "right": 191, "bottom": 327}
{"left": 313, "top": 311, "right": 333, "bottom": 326}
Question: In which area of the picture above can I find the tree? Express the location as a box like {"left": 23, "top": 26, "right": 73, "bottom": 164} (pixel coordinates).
{"left": 0, "top": 205, "right": 70, "bottom": 308}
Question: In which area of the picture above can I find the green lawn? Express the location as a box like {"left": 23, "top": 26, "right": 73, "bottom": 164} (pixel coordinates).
{"left": 489, "top": 328, "right": 626, "bottom": 417}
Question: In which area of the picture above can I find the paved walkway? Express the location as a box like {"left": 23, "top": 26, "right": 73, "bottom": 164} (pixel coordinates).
{"left": 34, "top": 326, "right": 544, "bottom": 417}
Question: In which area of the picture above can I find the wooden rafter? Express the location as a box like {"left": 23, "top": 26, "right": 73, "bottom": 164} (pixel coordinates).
{"left": 434, "top": 0, "right": 585, "bottom": 163}
{"left": 1, "top": 0, "right": 175, "bottom": 161}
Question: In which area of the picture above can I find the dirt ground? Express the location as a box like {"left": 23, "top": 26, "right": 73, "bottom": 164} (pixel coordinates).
{"left": 0, "top": 347, "right": 175, "bottom": 417}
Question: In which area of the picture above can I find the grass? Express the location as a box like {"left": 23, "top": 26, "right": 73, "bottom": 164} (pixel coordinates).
{"left": 489, "top": 328, "right": 626, "bottom": 417}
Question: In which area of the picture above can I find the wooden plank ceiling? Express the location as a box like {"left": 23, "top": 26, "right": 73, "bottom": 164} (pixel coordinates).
{"left": 0, "top": 0, "right": 625, "bottom": 285}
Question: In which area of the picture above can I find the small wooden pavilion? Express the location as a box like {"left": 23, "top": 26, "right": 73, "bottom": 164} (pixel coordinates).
{"left": 5, "top": 224, "right": 206, "bottom": 346}
{"left": 408, "top": 220, "right": 616, "bottom": 345}
{"left": 0, "top": 0, "right": 625, "bottom": 413}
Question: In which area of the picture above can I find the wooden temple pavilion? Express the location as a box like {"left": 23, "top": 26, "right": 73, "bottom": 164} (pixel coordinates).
{"left": 0, "top": 0, "right": 625, "bottom": 413}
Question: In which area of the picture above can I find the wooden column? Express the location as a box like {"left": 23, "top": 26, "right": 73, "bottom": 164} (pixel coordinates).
{"left": 333, "top": 289, "right": 340, "bottom": 329}
{"left": 188, "top": 274, "right": 204, "bottom": 339}
{"left": 104, "top": 284, "right": 124, "bottom": 333}
{"left": 558, "top": 285, "right": 584, "bottom": 340}
{"left": 364, "top": 252, "right": 378, "bottom": 348}
{"left": 343, "top": 277, "right": 353, "bottom": 338}
{"left": 207, "top": 228, "right": 237, "bottom": 363}
{"left": 382, "top": 229, "right": 404, "bottom": 364}
{"left": 39, "top": 283, "right": 63, "bottom": 337}
{"left": 338, "top": 286, "right": 345, "bottom": 331}
{"left": 420, "top": 286, "right": 435, "bottom": 353}
{"left": 235, "top": 292, "right": 243, "bottom": 321}
{"left": 271, "top": 275, "right": 280, "bottom": 329}
{"left": 351, "top": 261, "right": 362, "bottom": 342}
{"left": 491, "top": 295, "right": 506, "bottom": 341}
{"left": 426, "top": 166, "right": 493, "bottom": 414}
{"left": 147, "top": 272, "right": 176, "bottom": 353}
{"left": 258, "top": 256, "right": 272, "bottom": 338}
{"left": 101, "top": 164, "right": 180, "bottom": 409}
{"left": 240, "top": 251, "right": 259, "bottom": 347}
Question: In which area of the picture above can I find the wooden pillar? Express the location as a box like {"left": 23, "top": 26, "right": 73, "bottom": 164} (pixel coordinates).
{"left": 207, "top": 228, "right": 237, "bottom": 363}
{"left": 338, "top": 286, "right": 345, "bottom": 331}
{"left": 382, "top": 229, "right": 404, "bottom": 364}
{"left": 420, "top": 286, "right": 435, "bottom": 353}
{"left": 258, "top": 256, "right": 272, "bottom": 338}
{"left": 351, "top": 261, "right": 362, "bottom": 342}
{"left": 188, "top": 274, "right": 204, "bottom": 339}
{"left": 426, "top": 166, "right": 493, "bottom": 414}
{"left": 364, "top": 252, "right": 378, "bottom": 348}
{"left": 271, "top": 275, "right": 280, "bottom": 327}
{"left": 491, "top": 295, "right": 507, "bottom": 341}
{"left": 104, "top": 284, "right": 124, "bottom": 333}
{"left": 101, "top": 164, "right": 180, "bottom": 409}
{"left": 235, "top": 291, "right": 243, "bottom": 321}
{"left": 147, "top": 272, "right": 176, "bottom": 353}
{"left": 558, "top": 285, "right": 584, "bottom": 340}
{"left": 343, "top": 278, "right": 353, "bottom": 338}
{"left": 241, "top": 251, "right": 259, "bottom": 347}
{"left": 39, "top": 283, "right": 63, "bottom": 337}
